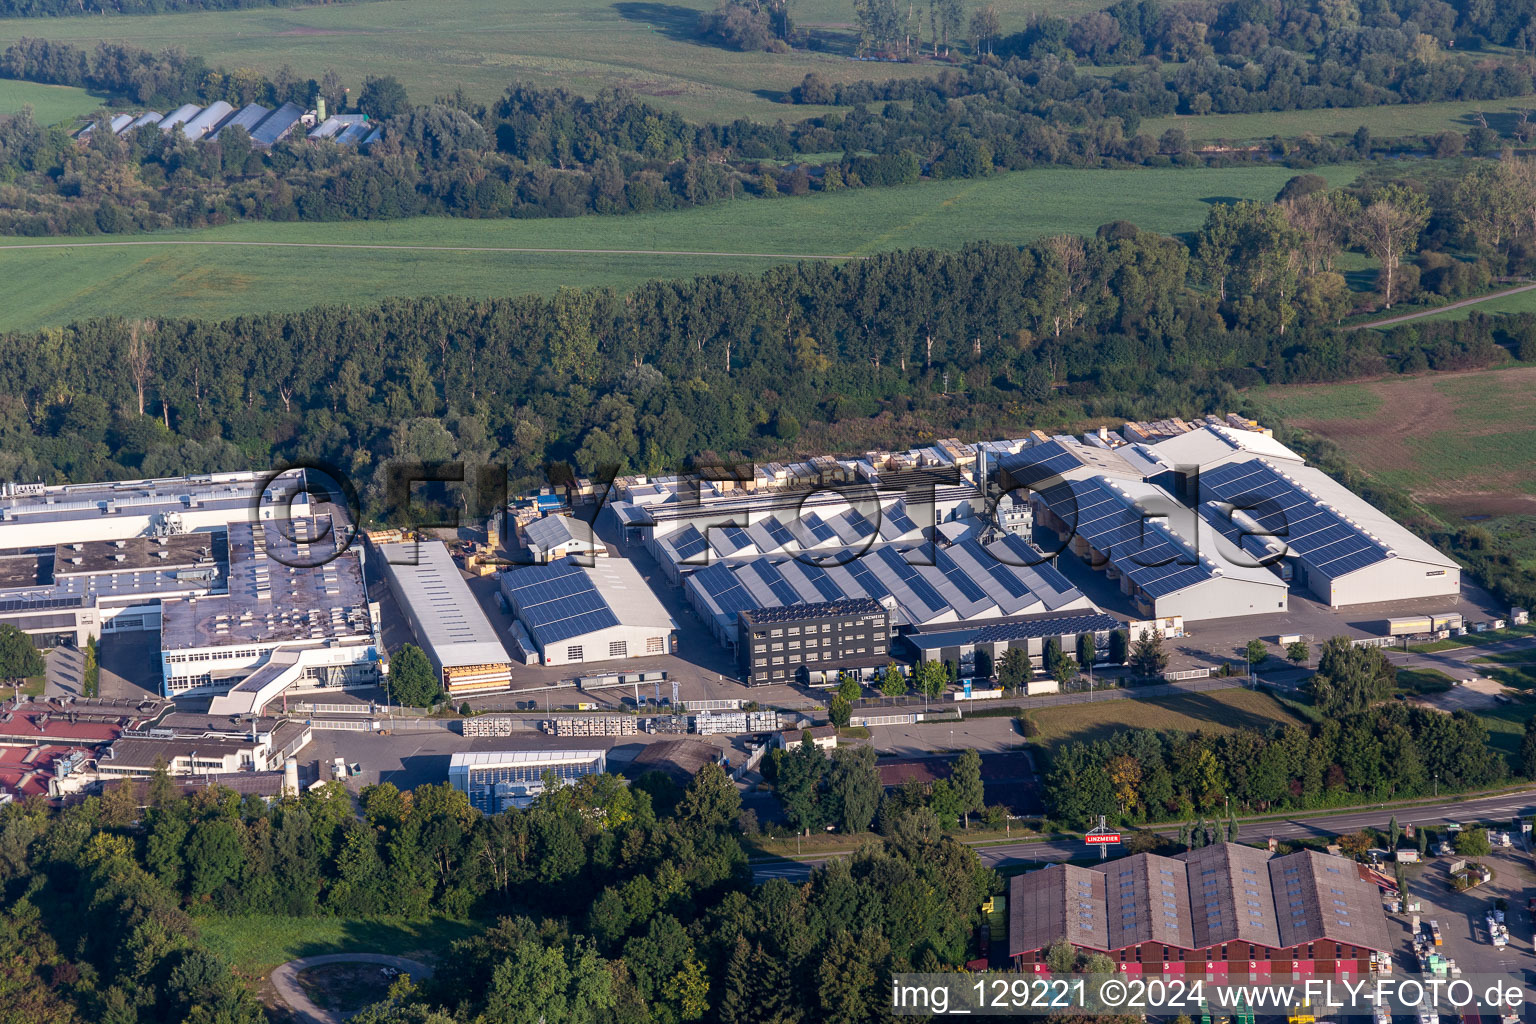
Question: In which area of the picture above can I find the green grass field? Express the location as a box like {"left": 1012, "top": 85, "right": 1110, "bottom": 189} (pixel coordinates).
{"left": 0, "top": 79, "right": 102, "bottom": 124}
{"left": 1141, "top": 98, "right": 1536, "bottom": 143}
{"left": 0, "top": 0, "right": 1098, "bottom": 124}
{"left": 1028, "top": 687, "right": 1308, "bottom": 755}
{"left": 198, "top": 914, "right": 479, "bottom": 977}
{"left": 0, "top": 162, "right": 1361, "bottom": 331}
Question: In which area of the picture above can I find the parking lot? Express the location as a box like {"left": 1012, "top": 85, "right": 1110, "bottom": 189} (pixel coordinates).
{"left": 1391, "top": 839, "right": 1536, "bottom": 1007}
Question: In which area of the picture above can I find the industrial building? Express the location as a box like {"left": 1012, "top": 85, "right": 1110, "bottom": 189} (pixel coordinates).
{"left": 685, "top": 531, "right": 1096, "bottom": 645}
{"left": 1009, "top": 843, "right": 1391, "bottom": 977}
{"left": 523, "top": 514, "right": 605, "bottom": 563}
{"left": 0, "top": 470, "right": 309, "bottom": 551}
{"left": 161, "top": 516, "right": 380, "bottom": 712}
{"left": 737, "top": 598, "right": 890, "bottom": 686}
{"left": 99, "top": 719, "right": 312, "bottom": 778}
{"left": 75, "top": 100, "right": 378, "bottom": 148}
{"left": 500, "top": 556, "right": 676, "bottom": 667}
{"left": 375, "top": 539, "right": 512, "bottom": 694}
{"left": 904, "top": 611, "right": 1121, "bottom": 672}
{"left": 447, "top": 749, "right": 607, "bottom": 813}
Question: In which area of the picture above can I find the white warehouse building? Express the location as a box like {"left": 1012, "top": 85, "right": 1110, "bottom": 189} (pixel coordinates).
{"left": 374, "top": 539, "right": 513, "bottom": 696}
{"left": 500, "top": 556, "right": 676, "bottom": 666}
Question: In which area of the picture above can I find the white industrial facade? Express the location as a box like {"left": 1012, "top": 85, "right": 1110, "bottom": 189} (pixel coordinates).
{"left": 500, "top": 556, "right": 676, "bottom": 667}
{"left": 0, "top": 470, "right": 309, "bottom": 551}
{"left": 374, "top": 539, "right": 512, "bottom": 694}
{"left": 448, "top": 748, "right": 607, "bottom": 812}
{"left": 161, "top": 516, "right": 380, "bottom": 713}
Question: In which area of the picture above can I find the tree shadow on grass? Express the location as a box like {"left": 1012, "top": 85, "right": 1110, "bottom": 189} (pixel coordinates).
{"left": 613, "top": 1, "right": 710, "bottom": 44}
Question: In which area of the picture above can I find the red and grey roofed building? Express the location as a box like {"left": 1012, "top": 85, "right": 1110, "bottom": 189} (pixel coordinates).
{"left": 1009, "top": 843, "right": 1391, "bottom": 978}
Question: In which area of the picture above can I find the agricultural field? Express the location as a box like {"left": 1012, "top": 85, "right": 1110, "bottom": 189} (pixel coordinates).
{"left": 0, "top": 161, "right": 1360, "bottom": 332}
{"left": 1250, "top": 364, "right": 1536, "bottom": 577}
{"left": 1141, "top": 97, "right": 1536, "bottom": 143}
{"left": 0, "top": 0, "right": 1099, "bottom": 124}
{"left": 1027, "top": 687, "right": 1308, "bottom": 756}
{"left": 0, "top": 78, "right": 102, "bottom": 124}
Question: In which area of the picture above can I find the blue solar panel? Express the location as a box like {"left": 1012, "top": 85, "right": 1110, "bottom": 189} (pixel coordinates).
{"left": 875, "top": 546, "right": 947, "bottom": 614}
{"left": 1198, "top": 461, "right": 1389, "bottom": 578}
{"left": 718, "top": 525, "right": 753, "bottom": 553}
{"left": 844, "top": 509, "right": 876, "bottom": 539}
{"left": 960, "top": 538, "right": 1032, "bottom": 599}
{"left": 884, "top": 502, "right": 919, "bottom": 535}
{"left": 747, "top": 560, "right": 801, "bottom": 605}
{"left": 691, "top": 562, "right": 760, "bottom": 619}
{"left": 841, "top": 558, "right": 891, "bottom": 603}
{"left": 670, "top": 525, "right": 708, "bottom": 561}
{"left": 501, "top": 560, "right": 620, "bottom": 646}
{"left": 793, "top": 562, "right": 846, "bottom": 601}
{"left": 1000, "top": 442, "right": 1084, "bottom": 488}
{"left": 762, "top": 517, "right": 795, "bottom": 549}
{"left": 1037, "top": 478, "right": 1213, "bottom": 599}
{"left": 802, "top": 515, "right": 837, "bottom": 543}
{"left": 932, "top": 547, "right": 989, "bottom": 604}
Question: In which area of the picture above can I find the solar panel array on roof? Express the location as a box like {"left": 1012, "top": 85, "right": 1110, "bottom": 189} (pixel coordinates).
{"left": 958, "top": 538, "right": 1031, "bottom": 599}
{"left": 669, "top": 525, "right": 707, "bottom": 562}
{"left": 874, "top": 546, "right": 946, "bottom": 614}
{"left": 883, "top": 501, "right": 919, "bottom": 536}
{"left": 501, "top": 561, "right": 620, "bottom": 646}
{"left": 801, "top": 514, "right": 837, "bottom": 543}
{"left": 1199, "top": 461, "right": 1391, "bottom": 579}
{"left": 840, "top": 558, "right": 891, "bottom": 603}
{"left": 790, "top": 561, "right": 845, "bottom": 601}
{"left": 999, "top": 441, "right": 1083, "bottom": 486}
{"left": 746, "top": 560, "right": 801, "bottom": 605}
{"left": 718, "top": 525, "right": 753, "bottom": 554}
{"left": 844, "top": 508, "right": 876, "bottom": 538}
{"left": 1038, "top": 478, "right": 1214, "bottom": 599}
{"left": 997, "top": 534, "right": 1079, "bottom": 597}
{"left": 761, "top": 516, "right": 795, "bottom": 549}
{"left": 932, "top": 546, "right": 989, "bottom": 603}
{"left": 690, "top": 562, "right": 760, "bottom": 619}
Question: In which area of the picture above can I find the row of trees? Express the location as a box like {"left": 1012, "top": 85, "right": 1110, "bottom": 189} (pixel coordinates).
{"left": 1045, "top": 679, "right": 1508, "bottom": 829}
{"left": 9, "top": 29, "right": 1536, "bottom": 237}
{"left": 767, "top": 737, "right": 989, "bottom": 835}
{"left": 0, "top": 756, "right": 995, "bottom": 1022}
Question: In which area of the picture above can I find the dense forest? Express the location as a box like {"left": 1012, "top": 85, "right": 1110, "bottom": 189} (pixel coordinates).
{"left": 0, "top": 762, "right": 992, "bottom": 1023}
{"left": 5, "top": 18, "right": 1536, "bottom": 234}
{"left": 1044, "top": 643, "right": 1510, "bottom": 828}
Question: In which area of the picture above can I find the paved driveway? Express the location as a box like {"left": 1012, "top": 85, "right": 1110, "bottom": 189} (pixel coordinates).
{"left": 269, "top": 954, "right": 433, "bottom": 1024}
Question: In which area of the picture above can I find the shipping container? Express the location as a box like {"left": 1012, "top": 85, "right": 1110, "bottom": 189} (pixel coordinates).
{"left": 1387, "top": 616, "right": 1433, "bottom": 636}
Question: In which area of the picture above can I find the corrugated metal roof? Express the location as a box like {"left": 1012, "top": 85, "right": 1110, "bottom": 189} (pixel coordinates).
{"left": 249, "top": 102, "right": 304, "bottom": 147}
{"left": 209, "top": 102, "right": 270, "bottom": 140}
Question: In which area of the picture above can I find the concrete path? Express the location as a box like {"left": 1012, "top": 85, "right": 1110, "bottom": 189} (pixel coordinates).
{"left": 269, "top": 954, "right": 433, "bottom": 1024}
{"left": 44, "top": 645, "right": 83, "bottom": 698}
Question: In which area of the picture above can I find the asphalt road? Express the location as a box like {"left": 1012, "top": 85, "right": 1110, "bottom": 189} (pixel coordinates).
{"left": 269, "top": 954, "right": 433, "bottom": 1024}
{"left": 751, "top": 787, "right": 1536, "bottom": 881}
